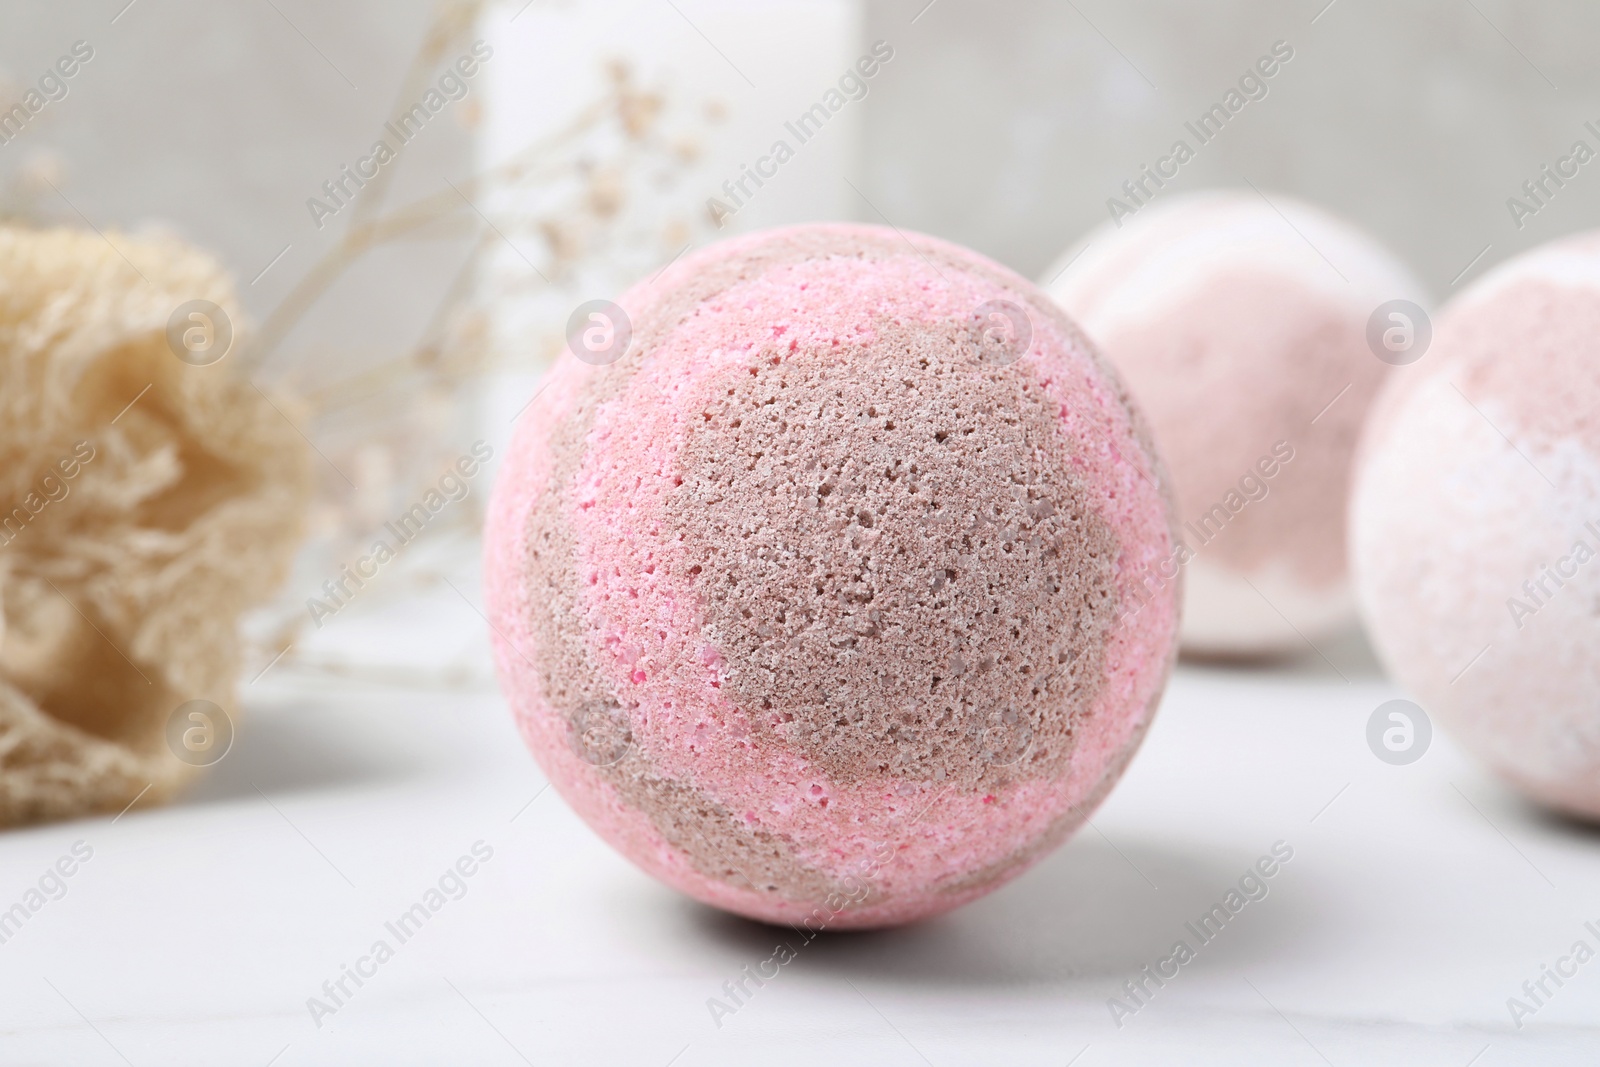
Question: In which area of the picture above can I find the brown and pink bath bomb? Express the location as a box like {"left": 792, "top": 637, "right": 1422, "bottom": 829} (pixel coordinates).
{"left": 485, "top": 223, "right": 1181, "bottom": 927}
{"left": 1046, "top": 191, "right": 1426, "bottom": 658}
{"left": 1353, "top": 232, "right": 1600, "bottom": 820}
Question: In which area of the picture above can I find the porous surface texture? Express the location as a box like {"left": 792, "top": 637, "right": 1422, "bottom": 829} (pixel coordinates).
{"left": 0, "top": 227, "right": 309, "bottom": 827}
{"left": 485, "top": 223, "right": 1181, "bottom": 927}
{"left": 1353, "top": 231, "right": 1600, "bottom": 820}
{"left": 1046, "top": 191, "right": 1425, "bottom": 657}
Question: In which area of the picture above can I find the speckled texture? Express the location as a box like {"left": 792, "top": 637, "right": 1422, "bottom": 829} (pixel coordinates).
{"left": 1354, "top": 231, "right": 1600, "bottom": 820}
{"left": 486, "top": 223, "right": 1181, "bottom": 927}
{"left": 1045, "top": 191, "right": 1426, "bottom": 657}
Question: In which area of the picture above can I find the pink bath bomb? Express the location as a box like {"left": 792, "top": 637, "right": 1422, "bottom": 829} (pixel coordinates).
{"left": 1353, "top": 232, "right": 1600, "bottom": 819}
{"left": 485, "top": 223, "right": 1180, "bottom": 927}
{"left": 1046, "top": 191, "right": 1425, "bottom": 657}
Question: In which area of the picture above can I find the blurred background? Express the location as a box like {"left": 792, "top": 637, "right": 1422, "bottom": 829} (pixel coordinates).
{"left": 5, "top": 3, "right": 1600, "bottom": 1063}
{"left": 4, "top": 0, "right": 1594, "bottom": 685}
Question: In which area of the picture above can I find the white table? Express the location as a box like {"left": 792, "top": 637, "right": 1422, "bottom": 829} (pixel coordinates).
{"left": 2, "top": 632, "right": 1597, "bottom": 1065}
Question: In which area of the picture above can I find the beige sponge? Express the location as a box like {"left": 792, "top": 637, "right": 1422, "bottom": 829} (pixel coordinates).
{"left": 0, "top": 226, "right": 309, "bottom": 827}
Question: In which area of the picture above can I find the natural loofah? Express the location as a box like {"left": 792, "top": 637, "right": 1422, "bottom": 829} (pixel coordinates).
{"left": 0, "top": 226, "right": 309, "bottom": 827}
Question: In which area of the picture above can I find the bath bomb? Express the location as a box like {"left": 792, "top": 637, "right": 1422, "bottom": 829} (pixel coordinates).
{"left": 1045, "top": 191, "right": 1425, "bottom": 657}
{"left": 1353, "top": 232, "right": 1600, "bottom": 819}
{"left": 485, "top": 223, "right": 1180, "bottom": 927}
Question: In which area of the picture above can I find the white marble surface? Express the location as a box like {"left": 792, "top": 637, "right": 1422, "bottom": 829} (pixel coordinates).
{"left": 2, "top": 638, "right": 1598, "bottom": 1066}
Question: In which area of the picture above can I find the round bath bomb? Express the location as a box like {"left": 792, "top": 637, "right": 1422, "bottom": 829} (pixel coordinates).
{"left": 1045, "top": 191, "right": 1425, "bottom": 657}
{"left": 1353, "top": 232, "right": 1600, "bottom": 819}
{"left": 485, "top": 223, "right": 1180, "bottom": 927}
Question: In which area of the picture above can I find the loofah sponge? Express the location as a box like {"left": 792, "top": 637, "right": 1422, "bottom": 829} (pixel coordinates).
{"left": 0, "top": 226, "right": 309, "bottom": 827}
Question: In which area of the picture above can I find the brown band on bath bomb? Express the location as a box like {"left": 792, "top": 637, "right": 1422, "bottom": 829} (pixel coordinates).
{"left": 518, "top": 346, "right": 849, "bottom": 907}
{"left": 672, "top": 318, "right": 1120, "bottom": 790}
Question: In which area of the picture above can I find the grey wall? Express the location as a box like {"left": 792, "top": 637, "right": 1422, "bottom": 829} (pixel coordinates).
{"left": 0, "top": 0, "right": 476, "bottom": 376}
{"left": 862, "top": 0, "right": 1600, "bottom": 293}
{"left": 8, "top": 0, "right": 1592, "bottom": 340}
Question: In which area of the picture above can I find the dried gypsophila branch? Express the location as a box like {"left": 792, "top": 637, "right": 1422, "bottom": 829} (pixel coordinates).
{"left": 241, "top": 14, "right": 717, "bottom": 680}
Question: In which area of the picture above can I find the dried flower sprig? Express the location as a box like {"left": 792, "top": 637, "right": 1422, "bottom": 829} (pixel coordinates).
{"left": 244, "top": 2, "right": 718, "bottom": 679}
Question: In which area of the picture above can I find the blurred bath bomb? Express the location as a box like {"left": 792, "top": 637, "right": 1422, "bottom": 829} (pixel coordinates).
{"left": 0, "top": 226, "right": 309, "bottom": 827}
{"left": 1046, "top": 191, "right": 1425, "bottom": 656}
{"left": 1353, "top": 232, "right": 1600, "bottom": 818}
{"left": 485, "top": 223, "right": 1180, "bottom": 928}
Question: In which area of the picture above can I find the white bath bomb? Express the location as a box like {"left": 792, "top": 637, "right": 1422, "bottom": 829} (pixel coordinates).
{"left": 1353, "top": 232, "right": 1600, "bottom": 818}
{"left": 1045, "top": 191, "right": 1425, "bottom": 657}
